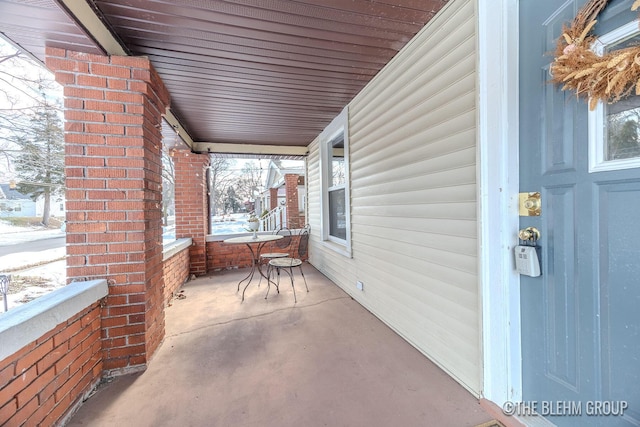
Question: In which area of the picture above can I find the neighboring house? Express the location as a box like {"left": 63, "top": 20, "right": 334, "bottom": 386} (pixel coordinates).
{"left": 36, "top": 194, "right": 65, "bottom": 218}
{"left": 0, "top": 184, "right": 65, "bottom": 219}
{"left": 256, "top": 160, "right": 305, "bottom": 230}
{"left": 0, "top": 184, "right": 36, "bottom": 217}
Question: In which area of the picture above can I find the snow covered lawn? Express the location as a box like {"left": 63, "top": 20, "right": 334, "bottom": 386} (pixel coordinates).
{"left": 0, "top": 220, "right": 66, "bottom": 312}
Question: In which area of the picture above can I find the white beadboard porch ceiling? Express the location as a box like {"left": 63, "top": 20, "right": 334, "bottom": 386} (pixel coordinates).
{"left": 0, "top": 0, "right": 449, "bottom": 155}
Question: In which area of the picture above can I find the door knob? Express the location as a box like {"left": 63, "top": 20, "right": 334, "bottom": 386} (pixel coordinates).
{"left": 518, "top": 227, "right": 540, "bottom": 242}
{"left": 519, "top": 192, "right": 541, "bottom": 216}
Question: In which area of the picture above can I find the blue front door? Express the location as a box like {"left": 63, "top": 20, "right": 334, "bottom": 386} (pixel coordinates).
{"left": 519, "top": 1, "right": 640, "bottom": 425}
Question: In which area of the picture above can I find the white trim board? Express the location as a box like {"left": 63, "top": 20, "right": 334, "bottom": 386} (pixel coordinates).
{"left": 477, "top": 0, "right": 522, "bottom": 406}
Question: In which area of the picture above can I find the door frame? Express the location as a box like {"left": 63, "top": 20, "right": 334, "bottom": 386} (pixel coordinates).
{"left": 477, "top": 0, "right": 522, "bottom": 406}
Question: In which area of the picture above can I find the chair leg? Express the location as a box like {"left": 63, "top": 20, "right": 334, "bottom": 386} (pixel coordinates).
{"left": 264, "top": 263, "right": 271, "bottom": 299}
{"left": 297, "top": 265, "right": 309, "bottom": 293}
{"left": 288, "top": 266, "right": 297, "bottom": 303}
{"left": 264, "top": 263, "right": 279, "bottom": 299}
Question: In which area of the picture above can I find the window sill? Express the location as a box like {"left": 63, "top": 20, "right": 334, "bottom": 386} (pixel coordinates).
{"left": 321, "top": 239, "right": 352, "bottom": 258}
{"left": 163, "top": 238, "right": 193, "bottom": 261}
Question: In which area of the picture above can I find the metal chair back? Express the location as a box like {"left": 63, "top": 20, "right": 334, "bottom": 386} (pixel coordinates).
{"left": 275, "top": 227, "right": 292, "bottom": 249}
{"left": 297, "top": 226, "right": 310, "bottom": 259}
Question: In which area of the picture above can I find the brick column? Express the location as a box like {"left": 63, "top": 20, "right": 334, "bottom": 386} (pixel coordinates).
{"left": 173, "top": 150, "right": 210, "bottom": 276}
{"left": 269, "top": 187, "right": 278, "bottom": 210}
{"left": 46, "top": 48, "right": 169, "bottom": 374}
{"left": 284, "top": 174, "right": 301, "bottom": 229}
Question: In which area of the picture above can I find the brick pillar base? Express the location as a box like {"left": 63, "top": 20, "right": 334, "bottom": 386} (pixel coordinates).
{"left": 47, "top": 48, "right": 169, "bottom": 374}
{"left": 173, "top": 150, "right": 210, "bottom": 276}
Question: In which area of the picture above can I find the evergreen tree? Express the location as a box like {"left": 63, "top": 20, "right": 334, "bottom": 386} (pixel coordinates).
{"left": 12, "top": 99, "right": 65, "bottom": 226}
{"left": 608, "top": 117, "right": 640, "bottom": 160}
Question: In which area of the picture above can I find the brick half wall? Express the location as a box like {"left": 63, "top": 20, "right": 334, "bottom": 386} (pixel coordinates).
{"left": 0, "top": 281, "right": 108, "bottom": 426}
{"left": 162, "top": 240, "right": 191, "bottom": 305}
{"left": 207, "top": 234, "right": 304, "bottom": 271}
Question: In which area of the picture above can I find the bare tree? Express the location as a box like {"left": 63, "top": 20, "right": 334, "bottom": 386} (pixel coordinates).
{"left": 235, "top": 161, "right": 263, "bottom": 208}
{"left": 209, "top": 157, "right": 235, "bottom": 216}
{"left": 161, "top": 148, "right": 175, "bottom": 226}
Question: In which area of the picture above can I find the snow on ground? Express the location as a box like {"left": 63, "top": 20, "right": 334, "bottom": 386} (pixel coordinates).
{"left": 0, "top": 220, "right": 64, "bottom": 247}
{"left": 0, "top": 220, "right": 66, "bottom": 313}
{"left": 0, "top": 214, "right": 252, "bottom": 313}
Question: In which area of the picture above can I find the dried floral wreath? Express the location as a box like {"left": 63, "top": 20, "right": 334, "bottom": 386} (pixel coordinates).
{"left": 551, "top": 0, "right": 640, "bottom": 110}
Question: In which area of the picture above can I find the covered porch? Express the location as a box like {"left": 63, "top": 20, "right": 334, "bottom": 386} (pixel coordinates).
{"left": 66, "top": 266, "right": 494, "bottom": 427}
{"left": 0, "top": 0, "right": 526, "bottom": 426}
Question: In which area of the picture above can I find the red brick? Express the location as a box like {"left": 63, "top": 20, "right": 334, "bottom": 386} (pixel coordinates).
{"left": 54, "top": 346, "right": 83, "bottom": 376}
{"left": 111, "top": 56, "right": 150, "bottom": 69}
{"left": 77, "top": 74, "right": 107, "bottom": 88}
{"left": 0, "top": 362, "right": 14, "bottom": 389}
{"left": 26, "top": 393, "right": 55, "bottom": 426}
{"left": 16, "top": 366, "right": 55, "bottom": 407}
{"left": 91, "top": 62, "right": 131, "bottom": 78}
{"left": 86, "top": 211, "right": 126, "bottom": 221}
{"left": 67, "top": 265, "right": 107, "bottom": 277}
{"left": 88, "top": 254, "right": 127, "bottom": 265}
{"left": 87, "top": 233, "right": 127, "bottom": 244}
{"left": 108, "top": 78, "right": 127, "bottom": 90}
{"left": 66, "top": 110, "right": 105, "bottom": 123}
{"left": 84, "top": 100, "right": 125, "bottom": 113}
{"left": 0, "top": 399, "right": 17, "bottom": 424}
{"left": 105, "top": 91, "right": 143, "bottom": 104}
{"left": 67, "top": 51, "right": 109, "bottom": 63}
{"left": 65, "top": 179, "right": 106, "bottom": 191}
{"left": 108, "top": 344, "right": 145, "bottom": 359}
{"left": 53, "top": 369, "right": 82, "bottom": 403}
{"left": 55, "top": 71, "right": 75, "bottom": 85}
{"left": 64, "top": 98, "right": 84, "bottom": 109}
{"left": 105, "top": 324, "right": 145, "bottom": 338}
{"left": 36, "top": 343, "right": 68, "bottom": 376}
{"left": 52, "top": 322, "right": 82, "bottom": 349}
{"left": 85, "top": 123, "right": 125, "bottom": 135}
{"left": 45, "top": 46, "right": 66, "bottom": 58}
{"left": 9, "top": 395, "right": 39, "bottom": 427}
{"left": 1, "top": 365, "right": 36, "bottom": 407}
{"left": 64, "top": 86, "right": 103, "bottom": 100}
{"left": 108, "top": 304, "right": 145, "bottom": 317}
{"left": 66, "top": 245, "right": 108, "bottom": 255}
{"left": 45, "top": 392, "right": 71, "bottom": 425}
{"left": 86, "top": 146, "right": 125, "bottom": 157}
{"left": 105, "top": 113, "right": 144, "bottom": 125}
{"left": 105, "top": 157, "right": 145, "bottom": 168}
{"left": 47, "top": 57, "right": 86, "bottom": 73}
{"left": 15, "top": 339, "right": 54, "bottom": 375}
{"left": 65, "top": 133, "right": 105, "bottom": 145}
{"left": 65, "top": 222, "right": 106, "bottom": 233}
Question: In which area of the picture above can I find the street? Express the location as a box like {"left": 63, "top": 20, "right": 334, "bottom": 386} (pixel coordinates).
{"left": 0, "top": 236, "right": 65, "bottom": 257}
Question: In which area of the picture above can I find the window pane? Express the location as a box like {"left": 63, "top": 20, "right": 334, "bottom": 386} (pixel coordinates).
{"left": 330, "top": 136, "right": 345, "bottom": 187}
{"left": 328, "top": 188, "right": 346, "bottom": 240}
{"left": 606, "top": 95, "right": 640, "bottom": 160}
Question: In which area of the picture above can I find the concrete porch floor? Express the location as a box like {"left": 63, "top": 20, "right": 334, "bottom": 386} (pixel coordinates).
{"left": 67, "top": 265, "right": 495, "bottom": 427}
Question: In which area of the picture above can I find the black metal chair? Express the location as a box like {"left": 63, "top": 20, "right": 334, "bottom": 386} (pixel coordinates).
{"left": 257, "top": 226, "right": 291, "bottom": 287}
{"left": 266, "top": 225, "right": 310, "bottom": 303}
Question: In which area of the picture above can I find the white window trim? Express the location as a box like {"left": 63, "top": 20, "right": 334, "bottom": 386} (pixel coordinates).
{"left": 319, "top": 106, "right": 351, "bottom": 258}
{"left": 589, "top": 19, "right": 640, "bottom": 173}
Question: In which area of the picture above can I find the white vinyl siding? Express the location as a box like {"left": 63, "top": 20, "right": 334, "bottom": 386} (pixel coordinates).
{"left": 307, "top": 0, "right": 479, "bottom": 394}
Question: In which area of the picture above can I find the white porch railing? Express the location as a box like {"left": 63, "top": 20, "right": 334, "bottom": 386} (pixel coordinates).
{"left": 260, "top": 205, "right": 286, "bottom": 231}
